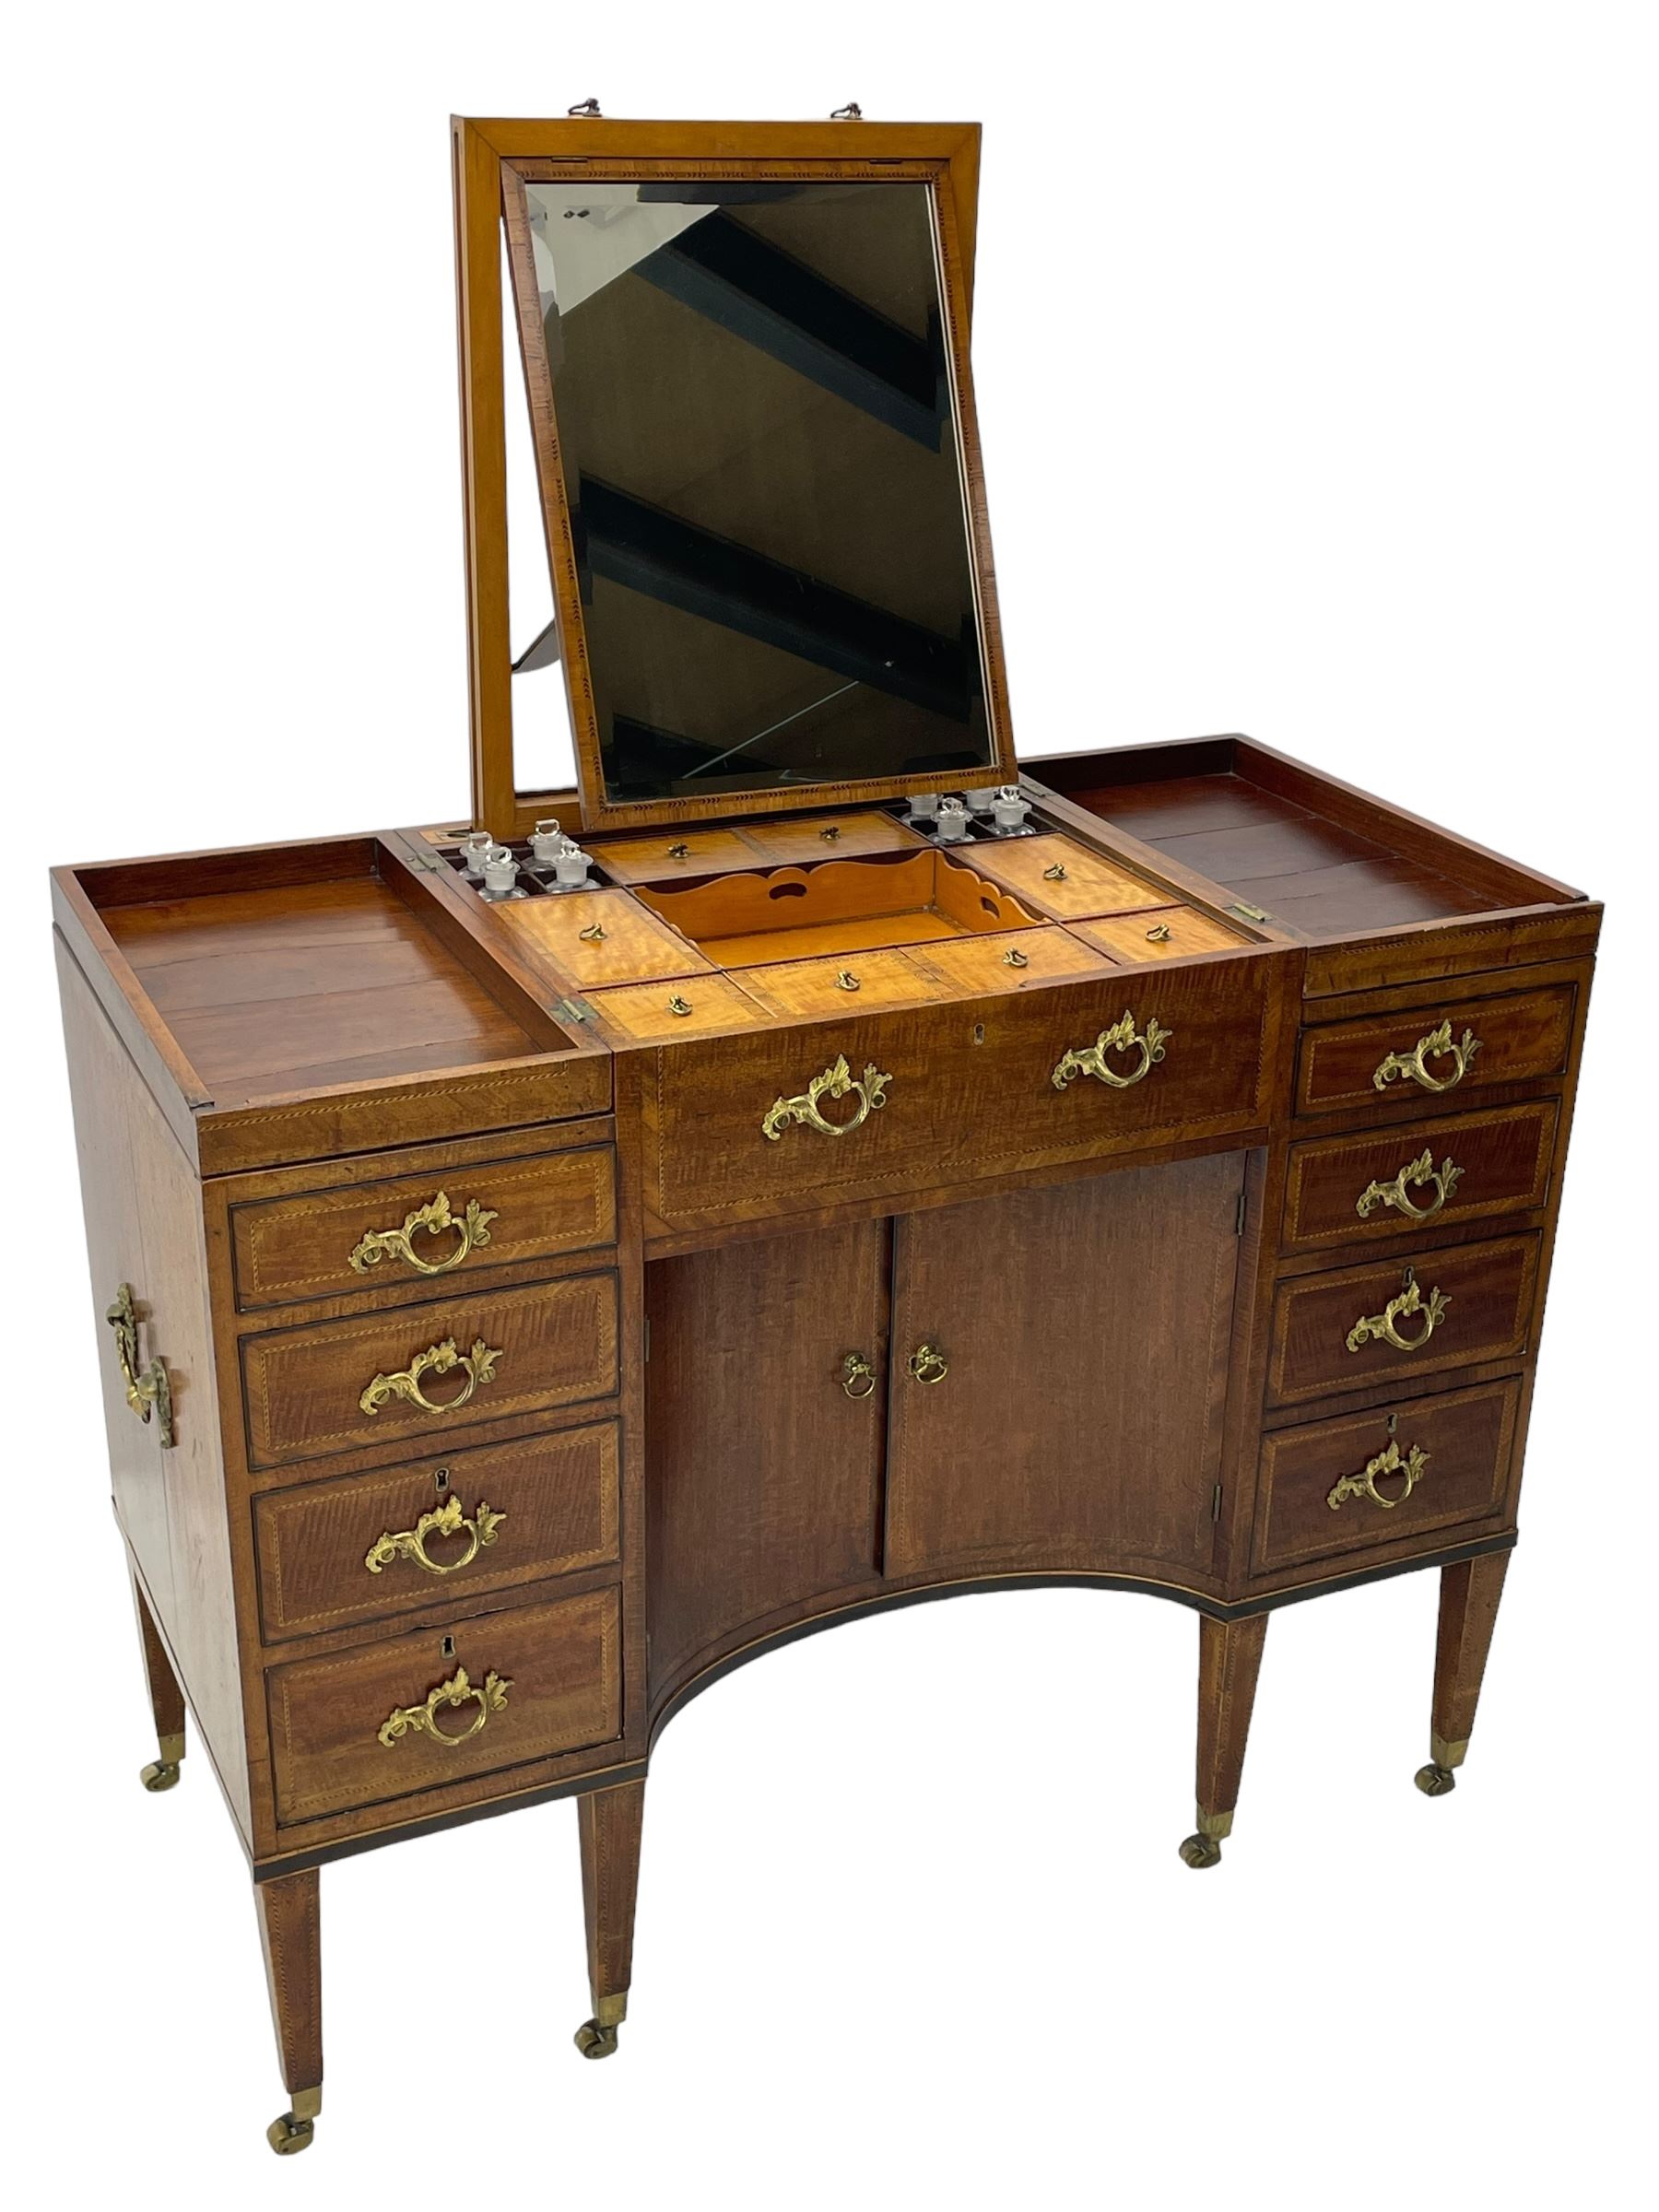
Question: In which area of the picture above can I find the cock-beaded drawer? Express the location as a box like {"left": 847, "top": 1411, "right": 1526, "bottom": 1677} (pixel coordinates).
{"left": 1294, "top": 982, "right": 1575, "bottom": 1117}
{"left": 1280, "top": 1100, "right": 1558, "bottom": 1254}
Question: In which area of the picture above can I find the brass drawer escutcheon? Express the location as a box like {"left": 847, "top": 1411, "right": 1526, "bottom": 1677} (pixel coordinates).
{"left": 1345, "top": 1273, "right": 1451, "bottom": 1355}
{"left": 906, "top": 1341, "right": 949, "bottom": 1385}
{"left": 1052, "top": 1010, "right": 1171, "bottom": 1092}
{"left": 1372, "top": 1018, "right": 1482, "bottom": 1095}
{"left": 348, "top": 1191, "right": 498, "bottom": 1278}
{"left": 840, "top": 1351, "right": 877, "bottom": 1399}
{"left": 377, "top": 1664, "right": 512, "bottom": 1749}
{"left": 1327, "top": 1439, "right": 1430, "bottom": 1512}
{"left": 363, "top": 1494, "right": 507, "bottom": 1577}
{"left": 762, "top": 1053, "right": 891, "bottom": 1141}
{"left": 359, "top": 1336, "right": 502, "bottom": 1418}
{"left": 106, "top": 1283, "right": 174, "bottom": 1449}
{"left": 1355, "top": 1148, "right": 1464, "bottom": 1223}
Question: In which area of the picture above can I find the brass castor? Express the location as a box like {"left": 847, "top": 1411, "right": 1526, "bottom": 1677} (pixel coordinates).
{"left": 266, "top": 2112, "right": 315, "bottom": 2156}
{"left": 1415, "top": 1761, "right": 1457, "bottom": 1797}
{"left": 139, "top": 1759, "right": 181, "bottom": 1793}
{"left": 574, "top": 2018, "right": 620, "bottom": 2060}
{"left": 1178, "top": 1831, "right": 1222, "bottom": 1869}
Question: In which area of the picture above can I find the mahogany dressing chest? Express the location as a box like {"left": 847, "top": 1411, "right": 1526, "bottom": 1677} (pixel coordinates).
{"left": 53, "top": 113, "right": 1600, "bottom": 2154}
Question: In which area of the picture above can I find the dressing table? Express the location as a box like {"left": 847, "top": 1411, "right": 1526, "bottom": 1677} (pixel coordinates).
{"left": 53, "top": 112, "right": 1599, "bottom": 2154}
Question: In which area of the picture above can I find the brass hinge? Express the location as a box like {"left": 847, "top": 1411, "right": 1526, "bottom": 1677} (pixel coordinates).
{"left": 1235, "top": 1189, "right": 1247, "bottom": 1236}
{"left": 405, "top": 841, "right": 445, "bottom": 872}
{"left": 643, "top": 1317, "right": 651, "bottom": 1361}
{"left": 1229, "top": 900, "right": 1270, "bottom": 924}
{"left": 1211, "top": 1483, "right": 1224, "bottom": 1523}
{"left": 555, "top": 994, "right": 596, "bottom": 1025}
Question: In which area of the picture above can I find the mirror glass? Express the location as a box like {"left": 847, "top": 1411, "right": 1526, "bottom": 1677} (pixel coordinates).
{"left": 518, "top": 179, "right": 994, "bottom": 806}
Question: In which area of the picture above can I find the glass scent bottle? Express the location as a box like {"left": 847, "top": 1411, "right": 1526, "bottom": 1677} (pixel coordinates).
{"left": 530, "top": 818, "right": 572, "bottom": 865}
{"left": 549, "top": 843, "right": 594, "bottom": 891}
{"left": 964, "top": 786, "right": 1002, "bottom": 815}
{"left": 480, "top": 844, "right": 524, "bottom": 900}
{"left": 991, "top": 786, "right": 1033, "bottom": 835}
{"left": 460, "top": 829, "right": 493, "bottom": 878}
{"left": 935, "top": 796, "right": 973, "bottom": 842}
{"left": 905, "top": 792, "right": 941, "bottom": 828}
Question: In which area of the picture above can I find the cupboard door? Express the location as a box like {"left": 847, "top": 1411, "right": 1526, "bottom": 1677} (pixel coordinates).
{"left": 885, "top": 1156, "right": 1246, "bottom": 1582}
{"left": 645, "top": 1220, "right": 889, "bottom": 1706}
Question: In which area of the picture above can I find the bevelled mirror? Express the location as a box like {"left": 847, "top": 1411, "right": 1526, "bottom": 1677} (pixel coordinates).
{"left": 463, "top": 127, "right": 1012, "bottom": 834}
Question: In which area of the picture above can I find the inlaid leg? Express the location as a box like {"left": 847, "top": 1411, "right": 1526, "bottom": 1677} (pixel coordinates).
{"left": 1179, "top": 1613, "right": 1268, "bottom": 1868}
{"left": 1416, "top": 1553, "right": 1511, "bottom": 1797}
{"left": 131, "top": 1572, "right": 185, "bottom": 1794}
{"left": 256, "top": 1870, "right": 323, "bottom": 2156}
{"left": 574, "top": 1780, "right": 646, "bottom": 2058}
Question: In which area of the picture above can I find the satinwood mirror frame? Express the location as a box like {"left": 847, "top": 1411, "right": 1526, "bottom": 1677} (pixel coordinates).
{"left": 453, "top": 115, "right": 1012, "bottom": 838}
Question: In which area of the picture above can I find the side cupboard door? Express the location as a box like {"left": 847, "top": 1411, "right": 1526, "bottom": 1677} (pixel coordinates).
{"left": 884, "top": 1155, "right": 1248, "bottom": 1584}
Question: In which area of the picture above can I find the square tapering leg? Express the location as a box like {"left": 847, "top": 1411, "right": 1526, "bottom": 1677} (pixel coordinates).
{"left": 256, "top": 1870, "right": 323, "bottom": 2155}
{"left": 1180, "top": 1613, "right": 1269, "bottom": 1867}
{"left": 131, "top": 1571, "right": 186, "bottom": 1794}
{"left": 1417, "top": 1553, "right": 1512, "bottom": 1797}
{"left": 574, "top": 1780, "right": 646, "bottom": 2059}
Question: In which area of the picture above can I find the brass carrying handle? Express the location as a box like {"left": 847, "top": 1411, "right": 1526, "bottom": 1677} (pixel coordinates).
{"left": 840, "top": 1352, "right": 877, "bottom": 1400}
{"left": 907, "top": 1342, "right": 949, "bottom": 1386}
{"left": 377, "top": 1665, "right": 512, "bottom": 1749}
{"left": 1356, "top": 1149, "right": 1464, "bottom": 1223}
{"left": 348, "top": 1192, "right": 498, "bottom": 1278}
{"left": 364, "top": 1495, "right": 506, "bottom": 1577}
{"left": 106, "top": 1284, "right": 174, "bottom": 1449}
{"left": 1346, "top": 1275, "right": 1451, "bottom": 1355}
{"left": 1327, "top": 1440, "right": 1430, "bottom": 1512}
{"left": 762, "top": 1053, "right": 892, "bottom": 1141}
{"left": 359, "top": 1336, "right": 502, "bottom": 1418}
{"left": 1372, "top": 1018, "right": 1482, "bottom": 1095}
{"left": 1052, "top": 1010, "right": 1172, "bottom": 1092}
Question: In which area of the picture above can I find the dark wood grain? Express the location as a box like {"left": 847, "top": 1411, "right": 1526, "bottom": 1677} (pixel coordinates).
{"left": 1281, "top": 1100, "right": 1558, "bottom": 1253}
{"left": 579, "top": 1780, "right": 646, "bottom": 2025}
{"left": 1195, "top": 1613, "right": 1268, "bottom": 1828}
{"left": 1429, "top": 1553, "right": 1512, "bottom": 1765}
{"left": 1296, "top": 981, "right": 1576, "bottom": 1115}
{"left": 255, "top": 1869, "right": 323, "bottom": 2100}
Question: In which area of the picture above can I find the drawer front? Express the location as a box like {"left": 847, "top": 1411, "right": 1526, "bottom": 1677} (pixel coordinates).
{"left": 253, "top": 1423, "right": 620, "bottom": 1641}
{"left": 1282, "top": 1100, "right": 1558, "bottom": 1254}
{"left": 644, "top": 957, "right": 1277, "bottom": 1230}
{"left": 1296, "top": 982, "right": 1575, "bottom": 1115}
{"left": 1253, "top": 1381, "right": 1521, "bottom": 1573}
{"left": 241, "top": 1273, "right": 618, "bottom": 1468}
{"left": 1266, "top": 1235, "right": 1539, "bottom": 1406}
{"left": 267, "top": 1587, "right": 620, "bottom": 1827}
{"left": 230, "top": 1145, "right": 617, "bottom": 1311}
{"left": 1070, "top": 907, "right": 1250, "bottom": 963}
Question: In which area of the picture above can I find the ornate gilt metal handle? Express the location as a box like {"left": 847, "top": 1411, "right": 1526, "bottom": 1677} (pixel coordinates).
{"left": 1327, "top": 1440, "right": 1430, "bottom": 1512}
{"left": 348, "top": 1191, "right": 498, "bottom": 1278}
{"left": 1052, "top": 1010, "right": 1172, "bottom": 1092}
{"left": 762, "top": 1053, "right": 891, "bottom": 1141}
{"left": 1345, "top": 1274, "right": 1451, "bottom": 1354}
{"left": 1372, "top": 1018, "right": 1482, "bottom": 1095}
{"left": 907, "top": 1342, "right": 949, "bottom": 1385}
{"left": 841, "top": 1352, "right": 877, "bottom": 1400}
{"left": 359, "top": 1337, "right": 502, "bottom": 1418}
{"left": 364, "top": 1494, "right": 506, "bottom": 1577}
{"left": 377, "top": 1665, "right": 512, "bottom": 1749}
{"left": 106, "top": 1285, "right": 174, "bottom": 1449}
{"left": 1355, "top": 1148, "right": 1464, "bottom": 1223}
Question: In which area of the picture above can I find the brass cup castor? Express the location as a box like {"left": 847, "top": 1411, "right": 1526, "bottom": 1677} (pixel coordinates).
{"left": 1178, "top": 1831, "right": 1223, "bottom": 1869}
{"left": 140, "top": 1759, "right": 181, "bottom": 1793}
{"left": 1415, "top": 1761, "right": 1458, "bottom": 1797}
{"left": 266, "top": 2112, "right": 315, "bottom": 2156}
{"left": 574, "top": 2018, "right": 619, "bottom": 2059}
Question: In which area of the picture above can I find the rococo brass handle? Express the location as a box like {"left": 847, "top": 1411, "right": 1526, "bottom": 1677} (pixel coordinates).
{"left": 363, "top": 1494, "right": 507, "bottom": 1577}
{"left": 1052, "top": 1010, "right": 1172, "bottom": 1092}
{"left": 907, "top": 1342, "right": 949, "bottom": 1385}
{"left": 348, "top": 1191, "right": 498, "bottom": 1278}
{"left": 377, "top": 1665, "right": 512, "bottom": 1749}
{"left": 106, "top": 1284, "right": 174, "bottom": 1449}
{"left": 1355, "top": 1148, "right": 1464, "bottom": 1223}
{"left": 1327, "top": 1440, "right": 1430, "bottom": 1512}
{"left": 1371, "top": 1018, "right": 1482, "bottom": 1095}
{"left": 1345, "top": 1273, "right": 1451, "bottom": 1355}
{"left": 761, "top": 1053, "right": 891, "bottom": 1141}
{"left": 841, "top": 1351, "right": 877, "bottom": 1400}
{"left": 359, "top": 1337, "right": 502, "bottom": 1418}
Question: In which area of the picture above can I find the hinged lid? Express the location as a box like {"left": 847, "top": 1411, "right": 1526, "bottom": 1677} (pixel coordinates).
{"left": 454, "top": 114, "right": 1014, "bottom": 837}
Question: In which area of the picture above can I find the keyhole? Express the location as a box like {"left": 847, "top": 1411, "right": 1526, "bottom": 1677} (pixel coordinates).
{"left": 434, "top": 1467, "right": 450, "bottom": 1494}
{"left": 441, "top": 1634, "right": 456, "bottom": 1661}
{"left": 972, "top": 1022, "right": 985, "bottom": 1045}
{"left": 1386, "top": 1414, "right": 1397, "bottom": 1435}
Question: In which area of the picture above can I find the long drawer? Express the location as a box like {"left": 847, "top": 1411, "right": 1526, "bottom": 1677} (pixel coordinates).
{"left": 240, "top": 1273, "right": 619, "bottom": 1468}
{"left": 1266, "top": 1234, "right": 1540, "bottom": 1406}
{"left": 641, "top": 955, "right": 1277, "bottom": 1230}
{"left": 1295, "top": 981, "right": 1575, "bottom": 1116}
{"left": 1253, "top": 1380, "right": 1521, "bottom": 1573}
{"left": 253, "top": 1423, "right": 620, "bottom": 1641}
{"left": 1281, "top": 1100, "right": 1558, "bottom": 1254}
{"left": 266, "top": 1586, "right": 621, "bottom": 1827}
{"left": 229, "top": 1144, "right": 616, "bottom": 1312}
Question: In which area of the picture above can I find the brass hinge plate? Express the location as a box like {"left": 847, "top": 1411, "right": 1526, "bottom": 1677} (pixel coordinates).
{"left": 555, "top": 994, "right": 597, "bottom": 1025}
{"left": 1229, "top": 900, "right": 1270, "bottom": 924}
{"left": 1211, "top": 1483, "right": 1224, "bottom": 1523}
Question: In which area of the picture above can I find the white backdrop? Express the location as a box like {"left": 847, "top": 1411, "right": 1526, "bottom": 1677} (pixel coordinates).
{"left": 6, "top": 5, "right": 1653, "bottom": 2205}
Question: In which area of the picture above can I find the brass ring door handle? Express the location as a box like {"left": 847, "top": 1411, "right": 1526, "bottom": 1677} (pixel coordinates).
{"left": 1372, "top": 1018, "right": 1482, "bottom": 1095}
{"left": 762, "top": 1054, "right": 892, "bottom": 1141}
{"left": 1052, "top": 1010, "right": 1171, "bottom": 1092}
{"left": 1355, "top": 1148, "right": 1464, "bottom": 1223}
{"left": 1346, "top": 1276, "right": 1451, "bottom": 1354}
{"left": 840, "top": 1352, "right": 877, "bottom": 1399}
{"left": 106, "top": 1284, "right": 175, "bottom": 1448}
{"left": 348, "top": 1192, "right": 498, "bottom": 1277}
{"left": 1327, "top": 1440, "right": 1430, "bottom": 1512}
{"left": 377, "top": 1665, "right": 512, "bottom": 1748}
{"left": 359, "top": 1336, "right": 502, "bottom": 1418}
{"left": 906, "top": 1342, "right": 949, "bottom": 1385}
{"left": 363, "top": 1495, "right": 506, "bottom": 1576}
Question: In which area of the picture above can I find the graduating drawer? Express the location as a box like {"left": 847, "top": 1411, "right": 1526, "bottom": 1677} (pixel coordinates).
{"left": 266, "top": 1586, "right": 620, "bottom": 1827}
{"left": 1295, "top": 981, "right": 1575, "bottom": 1116}
{"left": 253, "top": 1422, "right": 619, "bottom": 1641}
{"left": 240, "top": 1273, "right": 618, "bottom": 1469}
{"left": 642, "top": 956, "right": 1277, "bottom": 1230}
{"left": 229, "top": 1144, "right": 616, "bottom": 1312}
{"left": 1253, "top": 1380, "right": 1521, "bottom": 1574}
{"left": 1281, "top": 1100, "right": 1558, "bottom": 1254}
{"left": 1266, "top": 1235, "right": 1540, "bottom": 1407}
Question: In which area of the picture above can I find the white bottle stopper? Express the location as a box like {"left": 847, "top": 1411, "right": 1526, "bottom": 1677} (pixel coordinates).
{"left": 992, "top": 785, "right": 1031, "bottom": 834}
{"left": 935, "top": 796, "right": 973, "bottom": 842}
{"left": 481, "top": 843, "right": 521, "bottom": 898}
{"left": 460, "top": 830, "right": 493, "bottom": 878}
{"left": 530, "top": 818, "right": 571, "bottom": 865}
{"left": 906, "top": 792, "right": 941, "bottom": 825}
{"left": 965, "top": 786, "right": 1002, "bottom": 816}
{"left": 551, "top": 843, "right": 594, "bottom": 889}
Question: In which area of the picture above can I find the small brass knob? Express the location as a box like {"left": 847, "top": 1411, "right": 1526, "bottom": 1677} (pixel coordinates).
{"left": 1002, "top": 947, "right": 1029, "bottom": 969}
{"left": 666, "top": 994, "right": 693, "bottom": 1017}
{"left": 1146, "top": 922, "right": 1172, "bottom": 943}
{"left": 841, "top": 1351, "right": 877, "bottom": 1400}
{"left": 667, "top": 842, "right": 690, "bottom": 860}
{"left": 819, "top": 825, "right": 841, "bottom": 842}
{"left": 836, "top": 970, "right": 861, "bottom": 993}
{"left": 907, "top": 1342, "right": 949, "bottom": 1386}
{"left": 579, "top": 921, "right": 606, "bottom": 943}
{"left": 1043, "top": 863, "right": 1068, "bottom": 881}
